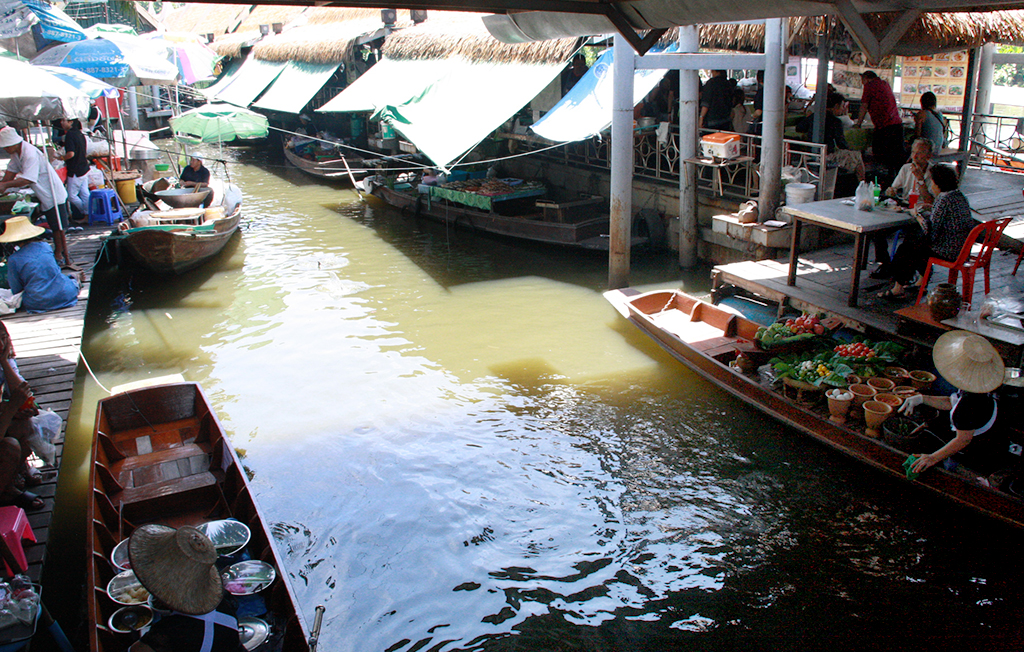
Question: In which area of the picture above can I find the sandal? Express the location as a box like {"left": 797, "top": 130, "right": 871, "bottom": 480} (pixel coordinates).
{"left": 877, "top": 287, "right": 908, "bottom": 301}
{"left": 2, "top": 490, "right": 44, "bottom": 511}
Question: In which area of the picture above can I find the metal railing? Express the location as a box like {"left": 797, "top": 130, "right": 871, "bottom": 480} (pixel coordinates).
{"left": 527, "top": 125, "right": 828, "bottom": 202}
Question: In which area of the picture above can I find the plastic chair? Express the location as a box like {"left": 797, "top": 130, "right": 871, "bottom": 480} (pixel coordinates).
{"left": 914, "top": 217, "right": 1012, "bottom": 308}
{"left": 0, "top": 506, "right": 35, "bottom": 577}
{"left": 88, "top": 189, "right": 121, "bottom": 225}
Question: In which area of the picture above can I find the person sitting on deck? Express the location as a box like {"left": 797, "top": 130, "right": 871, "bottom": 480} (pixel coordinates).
{"left": 128, "top": 524, "right": 243, "bottom": 652}
{"left": 902, "top": 331, "right": 1012, "bottom": 482}
{"left": 0, "top": 322, "right": 44, "bottom": 511}
{"left": 876, "top": 164, "right": 975, "bottom": 300}
{"left": 0, "top": 216, "right": 82, "bottom": 314}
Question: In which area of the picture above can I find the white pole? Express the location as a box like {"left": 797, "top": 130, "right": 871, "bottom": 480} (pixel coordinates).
{"left": 677, "top": 25, "right": 700, "bottom": 268}
{"left": 608, "top": 33, "right": 635, "bottom": 289}
{"left": 758, "top": 18, "right": 786, "bottom": 224}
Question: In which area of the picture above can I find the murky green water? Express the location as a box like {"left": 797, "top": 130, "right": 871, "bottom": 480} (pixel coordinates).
{"left": 44, "top": 145, "right": 1024, "bottom": 651}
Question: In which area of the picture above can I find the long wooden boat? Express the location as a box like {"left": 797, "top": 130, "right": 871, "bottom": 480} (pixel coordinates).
{"left": 605, "top": 287, "right": 1024, "bottom": 529}
{"left": 283, "top": 144, "right": 372, "bottom": 184}
{"left": 87, "top": 381, "right": 311, "bottom": 652}
{"left": 119, "top": 209, "right": 241, "bottom": 275}
{"left": 362, "top": 176, "right": 652, "bottom": 251}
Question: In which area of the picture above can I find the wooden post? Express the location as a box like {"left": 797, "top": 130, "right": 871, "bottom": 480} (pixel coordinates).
{"left": 677, "top": 26, "right": 700, "bottom": 268}
{"left": 758, "top": 18, "right": 786, "bottom": 224}
{"left": 608, "top": 33, "right": 634, "bottom": 289}
{"left": 811, "top": 32, "right": 829, "bottom": 148}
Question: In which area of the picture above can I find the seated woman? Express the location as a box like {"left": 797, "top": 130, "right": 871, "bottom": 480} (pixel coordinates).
{"left": 914, "top": 91, "right": 948, "bottom": 157}
{"left": 878, "top": 164, "right": 976, "bottom": 300}
{"left": 0, "top": 324, "right": 43, "bottom": 510}
{"left": 796, "top": 92, "right": 865, "bottom": 181}
{"left": 902, "top": 330, "right": 1010, "bottom": 481}
{"left": 0, "top": 216, "right": 82, "bottom": 313}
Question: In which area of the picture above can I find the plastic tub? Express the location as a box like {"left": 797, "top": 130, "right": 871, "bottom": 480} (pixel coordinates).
{"left": 785, "top": 182, "right": 816, "bottom": 205}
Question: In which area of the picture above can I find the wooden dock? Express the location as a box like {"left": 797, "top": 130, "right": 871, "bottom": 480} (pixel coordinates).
{"left": 1, "top": 225, "right": 109, "bottom": 581}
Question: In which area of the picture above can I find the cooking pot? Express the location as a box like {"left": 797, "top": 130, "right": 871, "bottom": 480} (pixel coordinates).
{"left": 637, "top": 117, "right": 657, "bottom": 128}
{"left": 129, "top": 147, "right": 161, "bottom": 160}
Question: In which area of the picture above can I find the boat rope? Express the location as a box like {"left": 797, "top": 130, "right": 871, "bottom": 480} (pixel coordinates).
{"left": 78, "top": 351, "right": 112, "bottom": 395}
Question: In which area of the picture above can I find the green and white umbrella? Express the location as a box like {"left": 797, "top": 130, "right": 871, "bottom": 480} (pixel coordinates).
{"left": 170, "top": 103, "right": 268, "bottom": 145}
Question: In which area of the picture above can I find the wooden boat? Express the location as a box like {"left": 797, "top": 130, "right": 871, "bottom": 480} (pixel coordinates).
{"left": 283, "top": 144, "right": 372, "bottom": 184}
{"left": 118, "top": 208, "right": 241, "bottom": 275}
{"left": 87, "top": 381, "right": 311, "bottom": 652}
{"left": 605, "top": 287, "right": 1024, "bottom": 529}
{"left": 362, "top": 176, "right": 653, "bottom": 251}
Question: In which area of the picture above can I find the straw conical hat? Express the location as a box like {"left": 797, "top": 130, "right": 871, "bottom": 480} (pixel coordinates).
{"left": 932, "top": 330, "right": 1005, "bottom": 393}
{"left": 0, "top": 216, "right": 43, "bottom": 243}
{"left": 128, "top": 524, "right": 223, "bottom": 615}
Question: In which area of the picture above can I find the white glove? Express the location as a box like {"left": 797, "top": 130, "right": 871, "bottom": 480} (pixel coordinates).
{"left": 899, "top": 393, "right": 924, "bottom": 416}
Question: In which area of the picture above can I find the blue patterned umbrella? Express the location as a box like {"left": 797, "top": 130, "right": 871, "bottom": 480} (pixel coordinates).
{"left": 31, "top": 34, "right": 178, "bottom": 86}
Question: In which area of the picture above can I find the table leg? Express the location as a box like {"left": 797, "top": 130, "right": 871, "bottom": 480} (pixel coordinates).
{"left": 787, "top": 218, "right": 802, "bottom": 286}
{"left": 849, "top": 232, "right": 865, "bottom": 307}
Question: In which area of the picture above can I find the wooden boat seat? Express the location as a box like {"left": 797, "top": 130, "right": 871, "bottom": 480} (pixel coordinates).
{"left": 111, "top": 442, "right": 212, "bottom": 488}
{"left": 117, "top": 469, "right": 221, "bottom": 508}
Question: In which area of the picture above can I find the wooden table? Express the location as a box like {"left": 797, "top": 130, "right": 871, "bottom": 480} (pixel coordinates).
{"left": 782, "top": 198, "right": 915, "bottom": 307}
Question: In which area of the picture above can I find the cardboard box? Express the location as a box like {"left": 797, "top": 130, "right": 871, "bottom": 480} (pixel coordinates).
{"left": 701, "top": 132, "right": 741, "bottom": 159}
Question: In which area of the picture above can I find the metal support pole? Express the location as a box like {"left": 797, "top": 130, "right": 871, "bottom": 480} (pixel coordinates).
{"left": 608, "top": 33, "right": 634, "bottom": 289}
{"left": 759, "top": 18, "right": 786, "bottom": 224}
{"left": 127, "top": 87, "right": 139, "bottom": 131}
{"left": 959, "top": 47, "right": 979, "bottom": 154}
{"left": 811, "top": 32, "right": 829, "bottom": 147}
{"left": 677, "top": 25, "right": 700, "bottom": 268}
{"left": 976, "top": 44, "right": 994, "bottom": 116}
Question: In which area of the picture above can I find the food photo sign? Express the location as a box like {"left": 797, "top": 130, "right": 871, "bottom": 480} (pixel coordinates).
{"left": 830, "top": 51, "right": 896, "bottom": 100}
{"left": 898, "top": 51, "right": 967, "bottom": 110}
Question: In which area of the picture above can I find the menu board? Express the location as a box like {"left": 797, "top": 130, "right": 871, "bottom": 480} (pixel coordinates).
{"left": 898, "top": 52, "right": 968, "bottom": 110}
{"left": 830, "top": 52, "right": 896, "bottom": 101}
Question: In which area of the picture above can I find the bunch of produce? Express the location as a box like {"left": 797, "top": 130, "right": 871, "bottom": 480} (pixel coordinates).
{"left": 829, "top": 339, "right": 905, "bottom": 374}
{"left": 783, "top": 314, "right": 826, "bottom": 335}
{"left": 441, "top": 179, "right": 485, "bottom": 191}
{"left": 771, "top": 351, "right": 855, "bottom": 387}
{"left": 755, "top": 313, "right": 826, "bottom": 349}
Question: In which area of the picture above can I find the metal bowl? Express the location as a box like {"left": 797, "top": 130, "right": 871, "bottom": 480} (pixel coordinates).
{"left": 106, "top": 570, "right": 150, "bottom": 606}
{"left": 155, "top": 187, "right": 212, "bottom": 208}
{"left": 197, "top": 519, "right": 251, "bottom": 557}
{"left": 108, "top": 605, "right": 153, "bottom": 633}
{"left": 238, "top": 617, "right": 271, "bottom": 651}
{"left": 110, "top": 538, "right": 130, "bottom": 571}
{"left": 222, "top": 560, "right": 276, "bottom": 595}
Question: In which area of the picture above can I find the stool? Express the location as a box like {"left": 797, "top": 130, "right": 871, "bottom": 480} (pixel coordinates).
{"left": 88, "top": 189, "right": 121, "bottom": 225}
{"left": 0, "top": 506, "right": 36, "bottom": 576}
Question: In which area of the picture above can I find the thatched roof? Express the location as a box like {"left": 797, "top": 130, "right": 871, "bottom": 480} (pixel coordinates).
{"left": 696, "top": 11, "right": 1024, "bottom": 57}
{"left": 210, "top": 31, "right": 261, "bottom": 59}
{"left": 382, "top": 12, "right": 578, "bottom": 65}
{"left": 234, "top": 5, "right": 308, "bottom": 34}
{"left": 158, "top": 3, "right": 249, "bottom": 37}
{"left": 249, "top": 8, "right": 412, "bottom": 64}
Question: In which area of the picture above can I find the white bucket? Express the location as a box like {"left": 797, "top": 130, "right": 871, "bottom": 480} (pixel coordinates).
{"left": 785, "top": 182, "right": 816, "bottom": 206}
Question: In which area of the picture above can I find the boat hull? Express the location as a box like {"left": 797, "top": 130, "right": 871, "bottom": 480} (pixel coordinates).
{"left": 371, "top": 183, "right": 642, "bottom": 251}
{"left": 122, "top": 211, "right": 241, "bottom": 274}
{"left": 606, "top": 288, "right": 1024, "bottom": 530}
{"left": 284, "top": 145, "right": 370, "bottom": 184}
{"left": 86, "top": 382, "right": 310, "bottom": 652}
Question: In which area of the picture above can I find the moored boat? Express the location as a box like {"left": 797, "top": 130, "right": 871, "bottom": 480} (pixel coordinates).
{"left": 283, "top": 144, "right": 371, "bottom": 184}
{"left": 117, "top": 208, "right": 242, "bottom": 275}
{"left": 86, "top": 381, "right": 311, "bottom": 652}
{"left": 362, "top": 174, "right": 655, "bottom": 250}
{"left": 605, "top": 287, "right": 1024, "bottom": 529}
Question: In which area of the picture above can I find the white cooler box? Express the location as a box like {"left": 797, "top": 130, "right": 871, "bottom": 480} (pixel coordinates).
{"left": 701, "top": 133, "right": 742, "bottom": 159}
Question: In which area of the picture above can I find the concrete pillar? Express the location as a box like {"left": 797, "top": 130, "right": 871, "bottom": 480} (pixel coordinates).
{"left": 976, "top": 43, "right": 994, "bottom": 116}
{"left": 811, "top": 33, "right": 829, "bottom": 148}
{"left": 677, "top": 26, "right": 700, "bottom": 268}
{"left": 608, "top": 33, "right": 634, "bottom": 289}
{"left": 758, "top": 18, "right": 786, "bottom": 223}
{"left": 126, "top": 87, "right": 139, "bottom": 130}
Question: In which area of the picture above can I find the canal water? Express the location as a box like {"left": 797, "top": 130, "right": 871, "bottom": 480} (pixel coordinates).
{"left": 46, "top": 145, "right": 1024, "bottom": 651}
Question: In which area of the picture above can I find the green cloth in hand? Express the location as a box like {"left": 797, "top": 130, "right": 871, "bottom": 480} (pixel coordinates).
{"left": 903, "top": 454, "right": 921, "bottom": 481}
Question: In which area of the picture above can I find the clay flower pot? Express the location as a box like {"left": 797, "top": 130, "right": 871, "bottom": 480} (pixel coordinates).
{"left": 874, "top": 392, "right": 903, "bottom": 410}
{"left": 845, "top": 374, "right": 862, "bottom": 387}
{"left": 893, "top": 386, "right": 919, "bottom": 400}
{"left": 863, "top": 400, "right": 893, "bottom": 438}
{"left": 909, "top": 370, "right": 936, "bottom": 390}
{"left": 826, "top": 388, "right": 854, "bottom": 425}
{"left": 849, "top": 384, "right": 876, "bottom": 419}
{"left": 884, "top": 367, "right": 910, "bottom": 384}
{"left": 867, "top": 377, "right": 896, "bottom": 392}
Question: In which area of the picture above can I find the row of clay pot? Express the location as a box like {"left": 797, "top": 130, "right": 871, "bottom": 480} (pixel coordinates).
{"left": 827, "top": 385, "right": 917, "bottom": 438}
{"left": 846, "top": 369, "right": 936, "bottom": 392}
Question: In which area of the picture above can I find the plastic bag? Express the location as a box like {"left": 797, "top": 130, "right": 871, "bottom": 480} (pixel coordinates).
{"left": 0, "top": 289, "right": 21, "bottom": 315}
{"left": 855, "top": 181, "right": 874, "bottom": 212}
{"left": 24, "top": 410, "right": 62, "bottom": 466}
{"left": 34, "top": 410, "right": 62, "bottom": 442}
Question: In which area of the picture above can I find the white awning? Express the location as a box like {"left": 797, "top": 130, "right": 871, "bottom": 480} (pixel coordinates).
{"left": 252, "top": 60, "right": 340, "bottom": 114}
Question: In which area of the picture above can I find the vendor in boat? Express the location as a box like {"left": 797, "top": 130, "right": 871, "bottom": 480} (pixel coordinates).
{"left": 128, "top": 524, "right": 243, "bottom": 652}
{"left": 0, "top": 216, "right": 83, "bottom": 314}
{"left": 0, "top": 126, "right": 76, "bottom": 270}
{"left": 180, "top": 156, "right": 211, "bottom": 190}
{"left": 901, "top": 331, "right": 1009, "bottom": 478}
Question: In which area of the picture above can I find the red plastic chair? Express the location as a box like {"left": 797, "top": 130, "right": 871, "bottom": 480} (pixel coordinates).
{"left": 914, "top": 217, "right": 1012, "bottom": 308}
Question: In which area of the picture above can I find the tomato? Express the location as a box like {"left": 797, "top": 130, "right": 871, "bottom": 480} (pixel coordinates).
{"left": 813, "top": 324, "right": 825, "bottom": 335}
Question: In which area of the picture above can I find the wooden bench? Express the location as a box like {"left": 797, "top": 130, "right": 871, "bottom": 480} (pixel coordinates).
{"left": 111, "top": 442, "right": 213, "bottom": 488}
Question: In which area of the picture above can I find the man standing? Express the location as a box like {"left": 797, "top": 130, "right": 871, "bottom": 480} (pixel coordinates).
{"left": 0, "top": 126, "right": 75, "bottom": 270}
{"left": 854, "top": 70, "right": 905, "bottom": 177}
{"left": 699, "top": 70, "right": 735, "bottom": 131}
{"left": 59, "top": 118, "right": 90, "bottom": 224}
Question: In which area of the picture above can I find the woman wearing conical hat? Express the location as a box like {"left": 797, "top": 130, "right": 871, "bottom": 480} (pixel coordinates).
{"left": 901, "top": 331, "right": 1009, "bottom": 478}
{"left": 0, "top": 216, "right": 82, "bottom": 314}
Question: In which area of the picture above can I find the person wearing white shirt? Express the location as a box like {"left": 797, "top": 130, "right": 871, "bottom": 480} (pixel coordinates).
{"left": 0, "top": 126, "right": 75, "bottom": 269}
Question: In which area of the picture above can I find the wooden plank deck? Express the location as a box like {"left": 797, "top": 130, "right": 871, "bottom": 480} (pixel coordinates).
{"left": 1, "top": 225, "right": 110, "bottom": 581}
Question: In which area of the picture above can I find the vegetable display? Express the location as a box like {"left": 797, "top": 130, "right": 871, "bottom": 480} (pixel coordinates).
{"left": 770, "top": 338, "right": 906, "bottom": 387}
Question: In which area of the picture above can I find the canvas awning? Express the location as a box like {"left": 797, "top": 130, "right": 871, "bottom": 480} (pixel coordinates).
{"left": 252, "top": 60, "right": 340, "bottom": 114}
{"left": 531, "top": 44, "right": 677, "bottom": 143}
{"left": 211, "top": 57, "right": 286, "bottom": 108}
{"left": 200, "top": 57, "right": 244, "bottom": 101}
{"left": 317, "top": 58, "right": 448, "bottom": 113}
{"left": 323, "top": 56, "right": 565, "bottom": 168}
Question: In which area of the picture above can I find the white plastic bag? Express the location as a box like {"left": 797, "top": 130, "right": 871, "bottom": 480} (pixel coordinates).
{"left": 34, "top": 410, "right": 62, "bottom": 442}
{"left": 855, "top": 181, "right": 874, "bottom": 212}
{"left": 24, "top": 412, "right": 60, "bottom": 466}
{"left": 0, "top": 289, "right": 21, "bottom": 315}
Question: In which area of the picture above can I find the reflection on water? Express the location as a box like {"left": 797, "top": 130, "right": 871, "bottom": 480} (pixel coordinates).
{"left": 47, "top": 145, "right": 1024, "bottom": 651}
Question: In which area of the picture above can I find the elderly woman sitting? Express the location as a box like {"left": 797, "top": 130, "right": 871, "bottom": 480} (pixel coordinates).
{"left": 878, "top": 164, "right": 976, "bottom": 300}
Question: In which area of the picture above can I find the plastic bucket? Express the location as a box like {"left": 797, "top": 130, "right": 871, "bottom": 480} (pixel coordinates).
{"left": 115, "top": 179, "right": 137, "bottom": 204}
{"left": 154, "top": 163, "right": 170, "bottom": 173}
{"left": 785, "top": 182, "right": 816, "bottom": 205}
